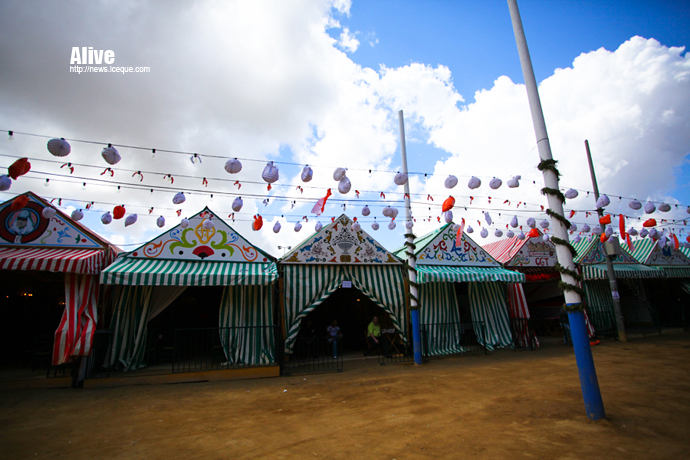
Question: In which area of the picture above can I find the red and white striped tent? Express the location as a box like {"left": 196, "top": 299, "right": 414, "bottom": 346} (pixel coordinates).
{"left": 0, "top": 192, "right": 119, "bottom": 367}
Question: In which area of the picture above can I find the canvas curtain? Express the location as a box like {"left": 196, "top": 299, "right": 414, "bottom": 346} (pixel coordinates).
{"left": 219, "top": 285, "right": 275, "bottom": 365}
{"left": 468, "top": 281, "right": 513, "bottom": 351}
{"left": 506, "top": 283, "right": 539, "bottom": 349}
{"left": 583, "top": 280, "right": 616, "bottom": 333}
{"left": 419, "top": 282, "right": 466, "bottom": 355}
{"left": 52, "top": 273, "right": 100, "bottom": 365}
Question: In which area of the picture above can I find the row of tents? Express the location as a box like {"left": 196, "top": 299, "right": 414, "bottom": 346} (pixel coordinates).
{"left": 1, "top": 192, "right": 688, "bottom": 381}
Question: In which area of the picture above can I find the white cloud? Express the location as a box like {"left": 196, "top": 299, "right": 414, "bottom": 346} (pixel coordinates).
{"left": 337, "top": 27, "right": 360, "bottom": 53}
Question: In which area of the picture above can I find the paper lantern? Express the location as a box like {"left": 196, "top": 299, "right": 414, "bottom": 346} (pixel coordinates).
{"left": 658, "top": 203, "right": 671, "bottom": 212}
{"left": 527, "top": 228, "right": 540, "bottom": 238}
{"left": 0, "top": 175, "right": 11, "bottom": 191}
{"left": 526, "top": 217, "right": 536, "bottom": 228}
{"left": 202, "top": 219, "right": 214, "bottom": 230}
{"left": 252, "top": 215, "right": 263, "bottom": 231}
{"left": 405, "top": 221, "right": 414, "bottom": 230}
{"left": 338, "top": 176, "right": 351, "bottom": 194}
{"left": 315, "top": 222, "right": 323, "bottom": 232}
{"left": 629, "top": 200, "right": 642, "bottom": 210}
{"left": 294, "top": 222, "right": 302, "bottom": 232}
{"left": 8, "top": 158, "right": 31, "bottom": 179}
{"left": 592, "top": 225, "right": 602, "bottom": 234}
{"left": 273, "top": 222, "right": 281, "bottom": 233}
{"left": 627, "top": 227, "right": 638, "bottom": 236}
{"left": 262, "top": 161, "right": 279, "bottom": 183}
{"left": 101, "top": 146, "right": 121, "bottom": 165}
{"left": 543, "top": 233, "right": 551, "bottom": 242}
{"left": 658, "top": 235, "right": 667, "bottom": 247}
{"left": 382, "top": 206, "right": 393, "bottom": 218}
{"left": 224, "top": 158, "right": 242, "bottom": 174}
{"left": 371, "top": 221, "right": 379, "bottom": 231}
{"left": 570, "top": 223, "right": 577, "bottom": 232}
{"left": 352, "top": 222, "right": 361, "bottom": 232}
{"left": 466, "top": 226, "right": 474, "bottom": 234}
{"left": 644, "top": 202, "right": 656, "bottom": 214}
{"left": 595, "top": 195, "right": 610, "bottom": 208}
{"left": 510, "top": 216, "right": 518, "bottom": 228}
{"left": 643, "top": 218, "right": 657, "bottom": 227}
{"left": 9, "top": 195, "right": 28, "bottom": 212}
{"left": 573, "top": 235, "right": 582, "bottom": 243}
{"left": 600, "top": 232, "right": 608, "bottom": 243}
{"left": 394, "top": 172, "right": 408, "bottom": 186}
{"left": 489, "top": 177, "right": 502, "bottom": 190}
{"left": 484, "top": 212, "right": 492, "bottom": 226}
{"left": 40, "top": 207, "right": 56, "bottom": 219}
{"left": 389, "top": 207, "right": 399, "bottom": 219}
{"left": 172, "top": 192, "right": 186, "bottom": 204}
{"left": 70, "top": 209, "right": 83, "bottom": 221}
{"left": 444, "top": 211, "right": 453, "bottom": 223}
{"left": 506, "top": 230, "right": 515, "bottom": 238}
{"left": 156, "top": 216, "right": 166, "bottom": 228}
{"left": 113, "top": 205, "right": 126, "bottom": 220}
{"left": 507, "top": 175, "right": 521, "bottom": 188}
{"left": 301, "top": 165, "right": 313, "bottom": 182}
{"left": 648, "top": 228, "right": 658, "bottom": 239}
{"left": 480, "top": 228, "right": 488, "bottom": 238}
{"left": 124, "top": 214, "right": 138, "bottom": 227}
{"left": 540, "top": 219, "right": 549, "bottom": 229}
{"left": 599, "top": 214, "right": 611, "bottom": 225}
{"left": 388, "top": 220, "right": 396, "bottom": 230}
{"left": 333, "top": 167, "right": 347, "bottom": 181}
{"left": 517, "top": 231, "right": 525, "bottom": 240}
{"left": 180, "top": 218, "right": 190, "bottom": 228}
{"left": 494, "top": 229, "right": 503, "bottom": 237}
{"left": 232, "top": 197, "right": 243, "bottom": 212}
{"left": 444, "top": 175, "right": 458, "bottom": 189}
{"left": 639, "top": 228, "right": 648, "bottom": 238}
{"left": 582, "top": 224, "right": 591, "bottom": 233}
{"left": 442, "top": 196, "right": 455, "bottom": 212}
{"left": 468, "top": 176, "right": 481, "bottom": 189}
{"left": 605, "top": 227, "right": 613, "bottom": 238}
{"left": 361, "top": 205, "right": 371, "bottom": 216}
{"left": 47, "top": 138, "right": 71, "bottom": 157}
{"left": 100, "top": 212, "right": 112, "bottom": 225}
{"left": 565, "top": 189, "right": 579, "bottom": 199}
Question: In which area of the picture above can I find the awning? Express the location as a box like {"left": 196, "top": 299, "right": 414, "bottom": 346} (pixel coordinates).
{"left": 416, "top": 265, "right": 525, "bottom": 283}
{"left": 581, "top": 264, "right": 663, "bottom": 280}
{"left": 661, "top": 266, "right": 690, "bottom": 278}
{"left": 100, "top": 257, "right": 278, "bottom": 286}
{"left": 0, "top": 247, "right": 108, "bottom": 274}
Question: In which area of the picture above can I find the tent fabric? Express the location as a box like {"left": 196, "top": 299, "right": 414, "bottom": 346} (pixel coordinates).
{"left": 283, "top": 264, "right": 406, "bottom": 352}
{"left": 661, "top": 266, "right": 690, "bottom": 278}
{"left": 506, "top": 284, "right": 539, "bottom": 349}
{"left": 219, "top": 285, "right": 275, "bottom": 365}
{"left": 468, "top": 282, "right": 513, "bottom": 351}
{"left": 147, "top": 286, "right": 188, "bottom": 321}
{"left": 483, "top": 238, "right": 527, "bottom": 264}
{"left": 100, "top": 258, "right": 278, "bottom": 286}
{"left": 581, "top": 264, "right": 663, "bottom": 280}
{"left": 416, "top": 265, "right": 525, "bottom": 284}
{"left": 419, "top": 282, "right": 466, "bottom": 355}
{"left": 679, "top": 279, "right": 690, "bottom": 296}
{"left": 107, "top": 285, "right": 153, "bottom": 371}
{"left": 583, "top": 280, "right": 616, "bottom": 332}
{"left": 52, "top": 273, "right": 100, "bottom": 365}
{"left": 0, "top": 247, "right": 110, "bottom": 275}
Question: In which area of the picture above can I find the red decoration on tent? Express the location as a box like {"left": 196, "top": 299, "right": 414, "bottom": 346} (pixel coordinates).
{"left": 311, "top": 188, "right": 332, "bottom": 216}
{"left": 113, "top": 206, "right": 126, "bottom": 220}
{"left": 331, "top": 217, "right": 335, "bottom": 222}
{"left": 10, "top": 195, "right": 29, "bottom": 212}
{"left": 600, "top": 232, "right": 608, "bottom": 243}
{"left": 442, "top": 196, "right": 455, "bottom": 213}
{"left": 60, "top": 162, "right": 73, "bottom": 174}
{"left": 202, "top": 177, "right": 208, "bottom": 187}
{"left": 380, "top": 192, "right": 386, "bottom": 199}
{"left": 252, "top": 215, "right": 263, "bottom": 231}
{"left": 643, "top": 218, "right": 657, "bottom": 227}
{"left": 619, "top": 214, "right": 626, "bottom": 239}
{"left": 163, "top": 174, "right": 174, "bottom": 184}
{"left": 672, "top": 234, "right": 680, "bottom": 250}
{"left": 455, "top": 218, "right": 465, "bottom": 247}
{"left": 101, "top": 168, "right": 114, "bottom": 177}
{"left": 234, "top": 180, "right": 242, "bottom": 189}
{"left": 527, "top": 228, "right": 540, "bottom": 238}
{"left": 569, "top": 210, "right": 576, "bottom": 218}
{"left": 599, "top": 214, "right": 612, "bottom": 225}
{"left": 427, "top": 194, "right": 434, "bottom": 201}
{"left": 686, "top": 235, "right": 690, "bottom": 244}
{"left": 469, "top": 196, "right": 474, "bottom": 204}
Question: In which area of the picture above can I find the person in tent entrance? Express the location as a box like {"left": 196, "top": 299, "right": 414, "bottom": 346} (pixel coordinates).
{"left": 327, "top": 320, "right": 343, "bottom": 359}
{"left": 365, "top": 316, "right": 389, "bottom": 357}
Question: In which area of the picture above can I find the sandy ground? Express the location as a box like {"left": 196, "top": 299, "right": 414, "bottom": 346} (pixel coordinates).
{"left": 1, "top": 334, "right": 689, "bottom": 460}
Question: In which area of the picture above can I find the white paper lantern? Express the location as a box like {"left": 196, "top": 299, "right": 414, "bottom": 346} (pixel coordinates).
{"left": 582, "top": 224, "right": 591, "bottom": 233}
{"left": 543, "top": 233, "right": 551, "bottom": 242}
{"left": 0, "top": 175, "right": 11, "bottom": 191}
{"left": 658, "top": 203, "right": 671, "bottom": 212}
{"left": 371, "top": 221, "right": 379, "bottom": 231}
{"left": 294, "top": 222, "right": 302, "bottom": 232}
{"left": 639, "top": 228, "right": 649, "bottom": 238}
{"left": 125, "top": 213, "right": 138, "bottom": 227}
{"left": 42, "top": 207, "right": 57, "bottom": 219}
{"left": 100, "top": 211, "right": 112, "bottom": 225}
{"left": 468, "top": 176, "right": 481, "bottom": 189}
{"left": 629, "top": 200, "right": 642, "bottom": 210}
{"left": 273, "top": 222, "right": 281, "bottom": 233}
{"left": 658, "top": 235, "right": 667, "bottom": 247}
{"left": 648, "top": 228, "right": 658, "bottom": 239}
{"left": 494, "top": 229, "right": 503, "bottom": 237}
{"left": 315, "top": 222, "right": 323, "bottom": 232}
{"left": 156, "top": 216, "right": 166, "bottom": 228}
{"left": 605, "top": 226, "right": 614, "bottom": 238}
{"left": 333, "top": 167, "right": 347, "bottom": 181}
{"left": 570, "top": 223, "right": 577, "bottom": 232}
{"left": 510, "top": 216, "right": 518, "bottom": 228}
{"left": 444, "top": 175, "right": 458, "bottom": 189}
{"left": 573, "top": 235, "right": 582, "bottom": 243}
{"left": 506, "top": 230, "right": 515, "bottom": 238}
{"left": 540, "top": 219, "right": 550, "bottom": 229}
{"left": 394, "top": 172, "right": 408, "bottom": 186}
{"left": 301, "top": 165, "right": 313, "bottom": 182}
{"left": 444, "top": 211, "right": 453, "bottom": 223}
{"left": 565, "top": 188, "right": 579, "bottom": 199}
{"left": 489, "top": 177, "right": 502, "bottom": 190}
{"left": 526, "top": 217, "right": 536, "bottom": 228}
{"left": 627, "top": 227, "right": 638, "bottom": 236}
{"left": 101, "top": 145, "right": 121, "bottom": 165}
{"left": 352, "top": 222, "right": 361, "bottom": 232}
{"left": 592, "top": 225, "right": 602, "bottom": 234}
{"left": 517, "top": 231, "right": 525, "bottom": 240}
{"left": 480, "top": 228, "right": 488, "bottom": 238}
{"left": 172, "top": 192, "right": 186, "bottom": 204}
{"left": 644, "top": 202, "right": 656, "bottom": 214}
{"left": 71, "top": 209, "right": 83, "bottom": 221}
{"left": 262, "top": 161, "right": 279, "bottom": 183}
{"left": 47, "top": 138, "right": 71, "bottom": 157}
{"left": 232, "top": 197, "right": 243, "bottom": 212}
{"left": 362, "top": 205, "right": 371, "bottom": 216}
{"left": 484, "top": 212, "right": 492, "bottom": 226}
{"left": 466, "top": 226, "right": 474, "bottom": 234}
{"left": 390, "top": 207, "right": 399, "bottom": 219}
{"left": 224, "top": 158, "right": 242, "bottom": 174}
{"left": 180, "top": 218, "right": 190, "bottom": 229}
{"left": 595, "top": 195, "right": 610, "bottom": 208}
{"left": 507, "top": 175, "right": 521, "bottom": 188}
{"left": 388, "top": 220, "right": 396, "bottom": 230}
{"left": 405, "top": 221, "right": 414, "bottom": 230}
{"left": 382, "top": 206, "right": 393, "bottom": 218}
{"left": 338, "top": 177, "right": 351, "bottom": 194}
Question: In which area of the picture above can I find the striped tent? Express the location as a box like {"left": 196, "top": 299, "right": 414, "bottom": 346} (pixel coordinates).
{"left": 468, "top": 282, "right": 513, "bottom": 351}
{"left": 506, "top": 284, "right": 539, "bottom": 348}
{"left": 419, "top": 282, "right": 466, "bottom": 355}
{"left": 416, "top": 265, "right": 524, "bottom": 283}
{"left": 102, "top": 208, "right": 277, "bottom": 371}
{"left": 623, "top": 238, "right": 690, "bottom": 277}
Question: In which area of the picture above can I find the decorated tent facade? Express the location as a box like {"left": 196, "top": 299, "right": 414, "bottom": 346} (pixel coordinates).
{"left": 395, "top": 223, "right": 524, "bottom": 353}
{"left": 0, "top": 192, "right": 118, "bottom": 369}
{"left": 280, "top": 215, "right": 406, "bottom": 353}
{"left": 100, "top": 207, "right": 277, "bottom": 371}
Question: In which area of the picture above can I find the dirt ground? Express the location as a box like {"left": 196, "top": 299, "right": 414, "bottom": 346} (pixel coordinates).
{"left": 1, "top": 334, "right": 689, "bottom": 460}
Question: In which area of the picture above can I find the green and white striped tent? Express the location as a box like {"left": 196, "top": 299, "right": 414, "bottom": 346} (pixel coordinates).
{"left": 623, "top": 238, "right": 690, "bottom": 278}
{"left": 394, "top": 223, "right": 525, "bottom": 353}
{"left": 280, "top": 215, "right": 406, "bottom": 353}
{"left": 100, "top": 208, "right": 278, "bottom": 371}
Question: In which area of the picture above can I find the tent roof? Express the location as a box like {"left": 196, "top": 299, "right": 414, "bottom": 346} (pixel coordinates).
{"left": 572, "top": 235, "right": 638, "bottom": 265}
{"left": 622, "top": 238, "right": 690, "bottom": 266}
{"left": 482, "top": 228, "right": 558, "bottom": 268}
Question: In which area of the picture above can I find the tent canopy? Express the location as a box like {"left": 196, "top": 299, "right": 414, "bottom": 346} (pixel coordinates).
{"left": 623, "top": 238, "right": 690, "bottom": 267}
{"left": 416, "top": 265, "right": 524, "bottom": 283}
{"left": 581, "top": 263, "right": 663, "bottom": 280}
{"left": 572, "top": 237, "right": 638, "bottom": 265}
{"left": 483, "top": 228, "right": 557, "bottom": 269}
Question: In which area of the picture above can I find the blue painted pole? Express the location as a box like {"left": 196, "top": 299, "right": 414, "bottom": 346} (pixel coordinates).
{"left": 568, "top": 309, "right": 606, "bottom": 420}
{"left": 411, "top": 308, "right": 423, "bottom": 364}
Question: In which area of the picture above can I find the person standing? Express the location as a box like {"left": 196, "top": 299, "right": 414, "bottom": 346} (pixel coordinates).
{"left": 327, "top": 320, "right": 343, "bottom": 359}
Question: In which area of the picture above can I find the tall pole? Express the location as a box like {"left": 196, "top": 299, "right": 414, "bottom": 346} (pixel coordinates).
{"left": 585, "top": 140, "right": 627, "bottom": 342}
{"left": 398, "top": 110, "right": 422, "bottom": 365}
{"left": 507, "top": 0, "right": 605, "bottom": 420}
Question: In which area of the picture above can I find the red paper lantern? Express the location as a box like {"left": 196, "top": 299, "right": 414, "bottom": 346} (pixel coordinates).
{"left": 642, "top": 218, "right": 657, "bottom": 228}
{"left": 527, "top": 228, "right": 540, "bottom": 238}
{"left": 598, "top": 214, "right": 611, "bottom": 225}
{"left": 8, "top": 158, "right": 31, "bottom": 180}
{"left": 113, "top": 205, "right": 126, "bottom": 220}
{"left": 600, "top": 232, "right": 608, "bottom": 243}
{"left": 10, "top": 195, "right": 29, "bottom": 212}
{"left": 442, "top": 196, "right": 455, "bottom": 213}
{"left": 252, "top": 215, "right": 263, "bottom": 231}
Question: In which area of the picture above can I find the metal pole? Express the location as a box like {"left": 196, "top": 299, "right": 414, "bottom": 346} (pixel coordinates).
{"left": 507, "top": 0, "right": 605, "bottom": 420}
{"left": 398, "top": 110, "right": 422, "bottom": 365}
{"left": 585, "top": 140, "right": 627, "bottom": 342}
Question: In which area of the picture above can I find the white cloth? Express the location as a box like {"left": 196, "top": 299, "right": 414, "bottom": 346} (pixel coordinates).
{"left": 326, "top": 325, "right": 341, "bottom": 337}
